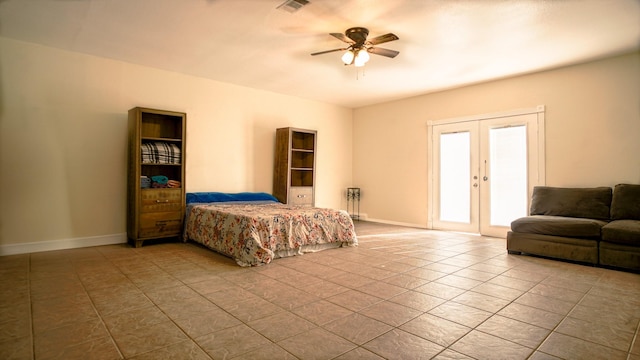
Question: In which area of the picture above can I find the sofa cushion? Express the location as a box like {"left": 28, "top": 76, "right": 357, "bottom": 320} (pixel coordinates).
{"left": 610, "top": 184, "right": 640, "bottom": 220}
{"left": 511, "top": 215, "right": 607, "bottom": 238}
{"left": 529, "top": 186, "right": 612, "bottom": 220}
{"left": 601, "top": 220, "right": 640, "bottom": 246}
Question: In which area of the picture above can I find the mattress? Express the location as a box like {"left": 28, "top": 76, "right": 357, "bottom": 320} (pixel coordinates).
{"left": 183, "top": 201, "right": 357, "bottom": 266}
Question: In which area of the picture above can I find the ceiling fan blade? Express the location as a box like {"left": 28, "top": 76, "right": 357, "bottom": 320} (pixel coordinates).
{"left": 311, "top": 48, "right": 347, "bottom": 56}
{"left": 330, "top": 32, "right": 355, "bottom": 44}
{"left": 368, "top": 33, "right": 399, "bottom": 45}
{"left": 368, "top": 47, "right": 400, "bottom": 58}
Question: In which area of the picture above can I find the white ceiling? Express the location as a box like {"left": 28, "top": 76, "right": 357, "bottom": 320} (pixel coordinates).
{"left": 1, "top": 0, "right": 639, "bottom": 108}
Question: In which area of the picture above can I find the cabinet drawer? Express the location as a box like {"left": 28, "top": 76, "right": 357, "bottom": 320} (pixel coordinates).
{"left": 290, "top": 187, "right": 313, "bottom": 206}
{"left": 139, "top": 212, "right": 182, "bottom": 238}
{"left": 141, "top": 189, "right": 183, "bottom": 213}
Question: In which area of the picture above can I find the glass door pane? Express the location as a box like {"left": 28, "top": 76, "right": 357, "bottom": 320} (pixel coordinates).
{"left": 440, "top": 132, "right": 471, "bottom": 223}
{"left": 489, "top": 126, "right": 527, "bottom": 226}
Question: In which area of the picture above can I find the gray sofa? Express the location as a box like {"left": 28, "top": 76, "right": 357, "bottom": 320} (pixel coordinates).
{"left": 507, "top": 184, "right": 640, "bottom": 272}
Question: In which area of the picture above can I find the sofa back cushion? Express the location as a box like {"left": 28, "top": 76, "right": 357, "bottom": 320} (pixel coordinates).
{"left": 610, "top": 184, "right": 640, "bottom": 220}
{"left": 530, "top": 186, "right": 612, "bottom": 220}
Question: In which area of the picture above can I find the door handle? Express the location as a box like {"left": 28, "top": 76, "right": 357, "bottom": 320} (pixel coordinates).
{"left": 483, "top": 160, "right": 488, "bottom": 181}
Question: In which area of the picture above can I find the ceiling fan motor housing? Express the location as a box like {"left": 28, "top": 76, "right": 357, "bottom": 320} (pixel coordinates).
{"left": 346, "top": 27, "right": 369, "bottom": 45}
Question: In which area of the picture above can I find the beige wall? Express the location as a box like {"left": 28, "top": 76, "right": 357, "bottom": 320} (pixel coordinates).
{"left": 353, "top": 51, "right": 640, "bottom": 227}
{"left": 2, "top": 37, "right": 637, "bottom": 251}
{"left": 0, "top": 38, "right": 353, "bottom": 250}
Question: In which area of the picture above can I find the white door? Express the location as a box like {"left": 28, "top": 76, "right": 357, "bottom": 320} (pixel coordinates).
{"left": 432, "top": 121, "right": 480, "bottom": 234}
{"left": 429, "top": 110, "right": 544, "bottom": 238}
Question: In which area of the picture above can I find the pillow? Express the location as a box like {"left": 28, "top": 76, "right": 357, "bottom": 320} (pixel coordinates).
{"left": 529, "top": 186, "right": 612, "bottom": 220}
{"left": 610, "top": 184, "right": 640, "bottom": 220}
{"left": 186, "top": 192, "right": 279, "bottom": 204}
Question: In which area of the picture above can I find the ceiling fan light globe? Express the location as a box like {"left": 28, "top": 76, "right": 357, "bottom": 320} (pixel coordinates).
{"left": 356, "top": 50, "right": 370, "bottom": 63}
{"left": 341, "top": 51, "right": 354, "bottom": 64}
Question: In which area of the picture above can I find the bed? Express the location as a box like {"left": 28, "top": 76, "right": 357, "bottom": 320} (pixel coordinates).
{"left": 183, "top": 192, "right": 357, "bottom": 266}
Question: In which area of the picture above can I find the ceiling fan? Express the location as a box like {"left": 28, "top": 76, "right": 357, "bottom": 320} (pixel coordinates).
{"left": 311, "top": 27, "right": 399, "bottom": 67}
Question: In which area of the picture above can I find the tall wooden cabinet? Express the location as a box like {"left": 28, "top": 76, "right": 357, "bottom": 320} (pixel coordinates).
{"left": 127, "top": 107, "right": 186, "bottom": 247}
{"left": 273, "top": 127, "right": 316, "bottom": 206}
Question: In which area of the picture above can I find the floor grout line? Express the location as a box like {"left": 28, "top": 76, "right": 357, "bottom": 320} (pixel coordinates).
{"left": 28, "top": 254, "right": 35, "bottom": 360}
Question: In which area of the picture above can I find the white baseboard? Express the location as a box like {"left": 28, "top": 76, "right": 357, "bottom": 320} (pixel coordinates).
{"left": 358, "top": 217, "right": 427, "bottom": 229}
{"left": 0, "top": 233, "right": 128, "bottom": 256}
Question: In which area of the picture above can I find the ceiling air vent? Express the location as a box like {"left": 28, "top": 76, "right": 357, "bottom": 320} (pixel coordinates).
{"left": 277, "top": 0, "right": 309, "bottom": 13}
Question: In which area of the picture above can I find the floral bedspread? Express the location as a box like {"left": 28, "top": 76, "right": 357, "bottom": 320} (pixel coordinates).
{"left": 183, "top": 202, "right": 357, "bottom": 266}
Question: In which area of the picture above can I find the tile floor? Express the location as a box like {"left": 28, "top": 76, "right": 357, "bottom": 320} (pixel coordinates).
{"left": 1, "top": 222, "right": 639, "bottom": 360}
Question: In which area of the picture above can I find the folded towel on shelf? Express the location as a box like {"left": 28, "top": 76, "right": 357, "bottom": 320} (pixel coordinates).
{"left": 151, "top": 175, "right": 169, "bottom": 185}
{"left": 140, "top": 176, "right": 151, "bottom": 188}
{"left": 167, "top": 180, "right": 181, "bottom": 188}
{"left": 141, "top": 142, "right": 181, "bottom": 164}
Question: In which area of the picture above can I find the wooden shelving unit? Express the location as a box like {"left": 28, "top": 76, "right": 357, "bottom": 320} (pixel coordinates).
{"left": 273, "top": 127, "right": 316, "bottom": 206}
{"left": 127, "top": 107, "right": 186, "bottom": 247}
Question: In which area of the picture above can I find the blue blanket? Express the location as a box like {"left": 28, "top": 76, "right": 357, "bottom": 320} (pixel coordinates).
{"left": 186, "top": 192, "right": 279, "bottom": 204}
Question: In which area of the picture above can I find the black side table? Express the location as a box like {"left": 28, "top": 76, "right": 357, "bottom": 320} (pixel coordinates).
{"left": 347, "top": 188, "right": 361, "bottom": 221}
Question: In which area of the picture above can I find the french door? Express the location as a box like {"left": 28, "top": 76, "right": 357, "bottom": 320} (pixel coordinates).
{"left": 428, "top": 108, "right": 545, "bottom": 238}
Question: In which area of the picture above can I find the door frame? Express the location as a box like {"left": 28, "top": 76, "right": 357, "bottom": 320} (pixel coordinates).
{"left": 426, "top": 105, "right": 546, "bottom": 233}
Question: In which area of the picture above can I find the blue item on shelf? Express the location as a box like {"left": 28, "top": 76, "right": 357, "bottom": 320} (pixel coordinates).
{"left": 151, "top": 175, "right": 169, "bottom": 185}
{"left": 141, "top": 177, "right": 151, "bottom": 188}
